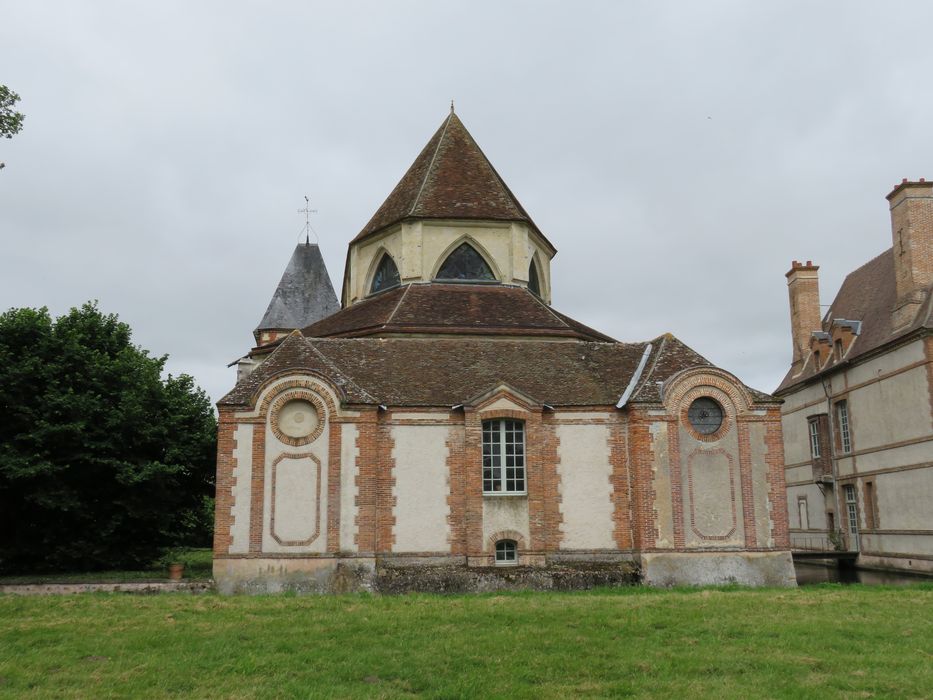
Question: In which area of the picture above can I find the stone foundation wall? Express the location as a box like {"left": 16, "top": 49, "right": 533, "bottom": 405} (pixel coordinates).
{"left": 214, "top": 551, "right": 796, "bottom": 593}
{"left": 374, "top": 561, "right": 640, "bottom": 594}
{"left": 641, "top": 551, "right": 796, "bottom": 587}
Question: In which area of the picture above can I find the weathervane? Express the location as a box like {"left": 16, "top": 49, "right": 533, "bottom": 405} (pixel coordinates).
{"left": 298, "top": 195, "right": 318, "bottom": 244}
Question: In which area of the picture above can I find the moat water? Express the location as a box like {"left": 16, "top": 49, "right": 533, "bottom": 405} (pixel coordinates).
{"left": 794, "top": 561, "right": 932, "bottom": 586}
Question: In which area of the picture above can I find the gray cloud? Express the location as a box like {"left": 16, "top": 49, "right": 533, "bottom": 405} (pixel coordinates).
{"left": 3, "top": 1, "right": 931, "bottom": 404}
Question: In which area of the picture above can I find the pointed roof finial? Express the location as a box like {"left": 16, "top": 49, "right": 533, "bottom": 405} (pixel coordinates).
{"left": 298, "top": 195, "right": 318, "bottom": 245}
{"left": 450, "top": 99, "right": 455, "bottom": 114}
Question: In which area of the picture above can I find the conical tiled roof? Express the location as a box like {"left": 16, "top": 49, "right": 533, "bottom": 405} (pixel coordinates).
{"left": 255, "top": 243, "right": 340, "bottom": 334}
{"left": 352, "top": 111, "right": 551, "bottom": 249}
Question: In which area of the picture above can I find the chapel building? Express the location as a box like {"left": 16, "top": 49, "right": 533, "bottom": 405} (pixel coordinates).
{"left": 213, "top": 109, "right": 795, "bottom": 593}
{"left": 776, "top": 180, "right": 933, "bottom": 575}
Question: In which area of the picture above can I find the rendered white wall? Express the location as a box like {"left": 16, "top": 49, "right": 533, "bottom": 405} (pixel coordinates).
{"left": 391, "top": 425, "right": 451, "bottom": 552}
{"left": 556, "top": 424, "right": 615, "bottom": 549}
{"left": 340, "top": 423, "right": 359, "bottom": 553}
{"left": 650, "top": 421, "right": 675, "bottom": 549}
{"left": 229, "top": 422, "right": 253, "bottom": 554}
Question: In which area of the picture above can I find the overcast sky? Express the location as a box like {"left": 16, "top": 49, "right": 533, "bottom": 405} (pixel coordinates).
{"left": 3, "top": 1, "right": 933, "bottom": 405}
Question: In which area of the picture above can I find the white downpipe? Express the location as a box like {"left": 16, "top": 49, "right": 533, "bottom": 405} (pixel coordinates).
{"left": 616, "top": 343, "right": 653, "bottom": 409}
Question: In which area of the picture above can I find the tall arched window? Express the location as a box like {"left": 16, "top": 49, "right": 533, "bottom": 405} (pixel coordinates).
{"left": 436, "top": 243, "right": 495, "bottom": 281}
{"left": 370, "top": 253, "right": 400, "bottom": 294}
{"left": 528, "top": 259, "right": 541, "bottom": 296}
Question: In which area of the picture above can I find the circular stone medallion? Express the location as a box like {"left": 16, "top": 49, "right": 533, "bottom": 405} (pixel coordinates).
{"left": 277, "top": 399, "right": 319, "bottom": 439}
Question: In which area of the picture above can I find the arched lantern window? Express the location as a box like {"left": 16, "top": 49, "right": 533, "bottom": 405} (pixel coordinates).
{"left": 370, "top": 253, "right": 400, "bottom": 294}
{"left": 528, "top": 259, "right": 541, "bottom": 296}
{"left": 436, "top": 243, "right": 495, "bottom": 281}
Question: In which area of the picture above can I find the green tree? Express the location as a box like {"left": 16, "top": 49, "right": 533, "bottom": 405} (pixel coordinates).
{"left": 0, "top": 85, "right": 25, "bottom": 139}
{"left": 0, "top": 303, "right": 216, "bottom": 573}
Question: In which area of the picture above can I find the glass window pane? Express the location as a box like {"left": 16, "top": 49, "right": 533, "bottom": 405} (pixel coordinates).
{"left": 437, "top": 243, "right": 496, "bottom": 281}
{"left": 370, "top": 254, "right": 400, "bottom": 294}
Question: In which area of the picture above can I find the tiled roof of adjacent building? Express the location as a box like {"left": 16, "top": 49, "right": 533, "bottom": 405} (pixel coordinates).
{"left": 255, "top": 243, "right": 340, "bottom": 333}
{"left": 220, "top": 332, "right": 775, "bottom": 408}
{"left": 351, "top": 111, "right": 554, "bottom": 251}
{"left": 298, "top": 283, "right": 616, "bottom": 342}
{"left": 775, "top": 247, "right": 933, "bottom": 394}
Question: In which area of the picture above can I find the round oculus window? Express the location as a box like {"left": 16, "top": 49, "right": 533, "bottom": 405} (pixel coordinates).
{"left": 687, "top": 397, "right": 724, "bottom": 435}
{"left": 277, "top": 399, "right": 319, "bottom": 439}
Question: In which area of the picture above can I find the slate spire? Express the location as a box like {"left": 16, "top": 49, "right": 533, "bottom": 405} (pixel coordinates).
{"left": 254, "top": 242, "right": 340, "bottom": 345}
{"left": 352, "top": 111, "right": 549, "bottom": 246}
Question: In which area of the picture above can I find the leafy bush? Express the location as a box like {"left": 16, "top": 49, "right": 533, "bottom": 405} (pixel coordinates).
{"left": 0, "top": 303, "right": 216, "bottom": 572}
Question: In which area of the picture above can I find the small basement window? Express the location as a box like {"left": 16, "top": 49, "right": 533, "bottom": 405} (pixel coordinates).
{"left": 495, "top": 539, "right": 517, "bottom": 565}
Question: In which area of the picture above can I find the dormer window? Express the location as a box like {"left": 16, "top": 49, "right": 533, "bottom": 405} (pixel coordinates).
{"left": 370, "top": 253, "right": 400, "bottom": 294}
{"left": 528, "top": 259, "right": 541, "bottom": 296}
{"left": 436, "top": 243, "right": 496, "bottom": 281}
{"left": 833, "top": 339, "right": 844, "bottom": 362}
{"left": 813, "top": 349, "right": 821, "bottom": 369}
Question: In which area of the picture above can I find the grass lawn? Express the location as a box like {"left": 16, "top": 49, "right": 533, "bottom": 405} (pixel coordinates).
{"left": 0, "top": 549, "right": 213, "bottom": 585}
{"left": 0, "top": 584, "right": 930, "bottom": 698}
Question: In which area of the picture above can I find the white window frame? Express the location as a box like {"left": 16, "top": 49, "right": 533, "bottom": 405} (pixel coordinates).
{"left": 837, "top": 401, "right": 851, "bottom": 454}
{"left": 495, "top": 539, "right": 517, "bottom": 565}
{"left": 482, "top": 419, "right": 526, "bottom": 495}
{"left": 808, "top": 418, "right": 821, "bottom": 458}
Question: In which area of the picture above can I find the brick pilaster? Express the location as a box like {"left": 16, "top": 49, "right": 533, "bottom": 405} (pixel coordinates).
{"left": 737, "top": 421, "right": 758, "bottom": 548}
{"left": 212, "top": 408, "right": 236, "bottom": 556}
{"left": 327, "top": 422, "right": 342, "bottom": 553}
{"left": 248, "top": 423, "right": 266, "bottom": 553}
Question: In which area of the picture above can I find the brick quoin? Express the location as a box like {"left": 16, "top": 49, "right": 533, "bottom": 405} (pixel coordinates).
{"left": 327, "top": 422, "right": 342, "bottom": 553}
{"left": 212, "top": 408, "right": 236, "bottom": 556}
{"left": 609, "top": 417, "right": 634, "bottom": 550}
{"left": 248, "top": 425, "right": 266, "bottom": 553}
{"left": 765, "top": 408, "right": 791, "bottom": 549}
{"left": 354, "top": 409, "right": 379, "bottom": 554}
{"left": 462, "top": 409, "right": 485, "bottom": 556}
{"left": 445, "top": 419, "right": 467, "bottom": 555}
{"left": 667, "top": 416, "right": 686, "bottom": 550}
{"left": 626, "top": 415, "right": 657, "bottom": 551}
{"left": 375, "top": 418, "right": 396, "bottom": 552}
{"left": 737, "top": 421, "right": 758, "bottom": 548}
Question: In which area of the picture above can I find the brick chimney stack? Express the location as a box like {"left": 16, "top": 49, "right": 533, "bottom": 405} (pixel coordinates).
{"left": 786, "top": 260, "right": 821, "bottom": 374}
{"left": 887, "top": 179, "right": 933, "bottom": 329}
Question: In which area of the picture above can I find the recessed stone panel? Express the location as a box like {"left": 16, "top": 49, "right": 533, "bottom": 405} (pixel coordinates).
{"left": 271, "top": 453, "right": 321, "bottom": 546}
{"left": 687, "top": 448, "right": 737, "bottom": 540}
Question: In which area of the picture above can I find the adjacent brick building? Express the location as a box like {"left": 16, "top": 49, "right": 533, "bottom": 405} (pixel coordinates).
{"left": 776, "top": 180, "right": 933, "bottom": 575}
{"left": 213, "top": 109, "right": 795, "bottom": 592}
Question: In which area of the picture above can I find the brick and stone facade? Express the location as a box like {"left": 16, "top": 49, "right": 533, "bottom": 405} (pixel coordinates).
{"left": 214, "top": 110, "right": 795, "bottom": 592}
{"left": 776, "top": 180, "right": 933, "bottom": 576}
